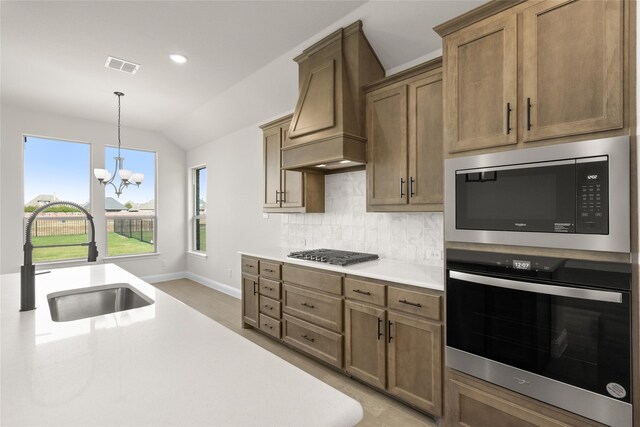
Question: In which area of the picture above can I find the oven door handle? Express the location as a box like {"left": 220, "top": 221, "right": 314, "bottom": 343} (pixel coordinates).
{"left": 449, "top": 271, "right": 622, "bottom": 303}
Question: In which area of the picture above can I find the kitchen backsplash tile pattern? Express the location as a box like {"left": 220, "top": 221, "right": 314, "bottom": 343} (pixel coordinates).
{"left": 280, "top": 171, "right": 443, "bottom": 264}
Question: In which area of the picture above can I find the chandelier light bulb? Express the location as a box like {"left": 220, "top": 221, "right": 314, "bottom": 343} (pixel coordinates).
{"left": 131, "top": 173, "right": 144, "bottom": 185}
{"left": 119, "top": 169, "right": 133, "bottom": 181}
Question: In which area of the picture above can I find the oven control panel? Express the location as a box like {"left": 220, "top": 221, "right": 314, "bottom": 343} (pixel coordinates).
{"left": 576, "top": 159, "right": 608, "bottom": 234}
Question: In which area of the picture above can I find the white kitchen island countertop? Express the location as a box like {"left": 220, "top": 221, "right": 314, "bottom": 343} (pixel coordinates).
{"left": 238, "top": 248, "right": 444, "bottom": 292}
{"left": 1, "top": 263, "right": 363, "bottom": 426}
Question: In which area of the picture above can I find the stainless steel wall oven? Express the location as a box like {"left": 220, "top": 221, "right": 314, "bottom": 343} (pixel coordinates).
{"left": 444, "top": 136, "right": 630, "bottom": 253}
{"left": 446, "top": 249, "right": 632, "bottom": 426}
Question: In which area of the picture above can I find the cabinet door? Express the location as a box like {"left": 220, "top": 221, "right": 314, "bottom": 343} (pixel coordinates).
{"left": 367, "top": 85, "right": 408, "bottom": 206}
{"left": 280, "top": 124, "right": 304, "bottom": 208}
{"left": 387, "top": 311, "right": 442, "bottom": 416}
{"left": 408, "top": 73, "right": 443, "bottom": 208}
{"left": 344, "top": 301, "right": 386, "bottom": 389}
{"left": 263, "top": 127, "right": 281, "bottom": 208}
{"left": 241, "top": 273, "right": 259, "bottom": 328}
{"left": 522, "top": 0, "right": 622, "bottom": 142}
{"left": 444, "top": 13, "right": 517, "bottom": 153}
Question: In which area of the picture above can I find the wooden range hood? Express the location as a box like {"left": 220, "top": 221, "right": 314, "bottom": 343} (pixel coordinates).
{"left": 282, "top": 21, "right": 384, "bottom": 172}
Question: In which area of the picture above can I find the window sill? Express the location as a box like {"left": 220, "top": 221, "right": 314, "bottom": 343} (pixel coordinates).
{"left": 187, "top": 251, "right": 207, "bottom": 259}
{"left": 104, "top": 253, "right": 160, "bottom": 262}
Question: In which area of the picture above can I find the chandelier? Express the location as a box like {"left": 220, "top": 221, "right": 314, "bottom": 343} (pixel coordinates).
{"left": 93, "top": 91, "right": 144, "bottom": 197}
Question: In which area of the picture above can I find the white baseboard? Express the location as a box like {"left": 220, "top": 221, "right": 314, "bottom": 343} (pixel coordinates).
{"left": 141, "top": 271, "right": 187, "bottom": 283}
{"left": 185, "top": 272, "right": 241, "bottom": 299}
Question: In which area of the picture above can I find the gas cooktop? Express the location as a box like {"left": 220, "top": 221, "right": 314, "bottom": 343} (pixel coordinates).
{"left": 287, "top": 249, "right": 379, "bottom": 266}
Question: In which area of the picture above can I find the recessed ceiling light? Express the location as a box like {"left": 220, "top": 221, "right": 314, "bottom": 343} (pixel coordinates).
{"left": 316, "top": 164, "right": 327, "bottom": 168}
{"left": 169, "top": 54, "right": 188, "bottom": 64}
{"left": 339, "top": 160, "right": 351, "bottom": 164}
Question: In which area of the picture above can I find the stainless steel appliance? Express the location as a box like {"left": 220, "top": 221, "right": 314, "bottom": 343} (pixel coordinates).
{"left": 444, "top": 136, "right": 630, "bottom": 252}
{"left": 288, "top": 249, "right": 379, "bottom": 266}
{"left": 446, "top": 249, "right": 632, "bottom": 427}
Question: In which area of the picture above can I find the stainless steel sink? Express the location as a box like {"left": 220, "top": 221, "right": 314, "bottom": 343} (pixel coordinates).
{"left": 47, "top": 283, "right": 154, "bottom": 322}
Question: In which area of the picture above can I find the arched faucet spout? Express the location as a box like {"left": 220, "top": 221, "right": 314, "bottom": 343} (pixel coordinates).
{"left": 20, "top": 201, "right": 98, "bottom": 311}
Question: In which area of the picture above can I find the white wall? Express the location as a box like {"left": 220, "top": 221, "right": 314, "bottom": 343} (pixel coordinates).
{"left": 0, "top": 104, "right": 187, "bottom": 277}
{"left": 185, "top": 124, "right": 281, "bottom": 294}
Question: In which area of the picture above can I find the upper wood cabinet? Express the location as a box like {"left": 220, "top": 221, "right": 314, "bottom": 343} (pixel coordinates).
{"left": 365, "top": 59, "right": 444, "bottom": 212}
{"left": 521, "top": 0, "right": 623, "bottom": 142}
{"left": 260, "top": 115, "right": 324, "bottom": 213}
{"left": 437, "top": 0, "right": 626, "bottom": 155}
{"left": 443, "top": 13, "right": 517, "bottom": 153}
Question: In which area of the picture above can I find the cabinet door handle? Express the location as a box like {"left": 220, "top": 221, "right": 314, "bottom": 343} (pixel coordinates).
{"left": 399, "top": 299, "right": 422, "bottom": 308}
{"left": 352, "top": 289, "right": 371, "bottom": 296}
{"left": 527, "top": 97, "right": 532, "bottom": 131}
{"left": 281, "top": 191, "right": 286, "bottom": 203}
{"left": 301, "top": 302, "right": 315, "bottom": 309}
{"left": 253, "top": 282, "right": 258, "bottom": 295}
{"left": 377, "top": 317, "right": 383, "bottom": 340}
{"left": 400, "top": 177, "right": 405, "bottom": 198}
{"left": 275, "top": 189, "right": 280, "bottom": 203}
{"left": 506, "top": 102, "right": 512, "bottom": 134}
{"left": 388, "top": 320, "right": 393, "bottom": 343}
{"left": 302, "top": 334, "right": 315, "bottom": 343}
{"left": 410, "top": 177, "right": 415, "bottom": 198}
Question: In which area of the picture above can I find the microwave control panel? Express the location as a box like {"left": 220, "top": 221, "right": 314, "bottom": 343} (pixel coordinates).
{"left": 576, "top": 159, "right": 608, "bottom": 234}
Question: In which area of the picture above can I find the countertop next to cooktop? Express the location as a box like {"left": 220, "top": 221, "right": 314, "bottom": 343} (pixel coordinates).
{"left": 0, "top": 263, "right": 363, "bottom": 426}
{"left": 238, "top": 247, "right": 444, "bottom": 292}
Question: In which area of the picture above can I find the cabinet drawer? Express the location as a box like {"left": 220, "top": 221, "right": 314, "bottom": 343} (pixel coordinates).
{"left": 259, "top": 295, "right": 281, "bottom": 319}
{"left": 282, "top": 284, "right": 343, "bottom": 333}
{"left": 388, "top": 287, "right": 441, "bottom": 321}
{"left": 259, "top": 314, "right": 281, "bottom": 339}
{"left": 282, "top": 264, "right": 342, "bottom": 295}
{"left": 259, "top": 277, "right": 281, "bottom": 299}
{"left": 241, "top": 257, "right": 259, "bottom": 275}
{"left": 260, "top": 261, "right": 281, "bottom": 280}
{"left": 283, "top": 314, "right": 343, "bottom": 368}
{"left": 344, "top": 277, "right": 386, "bottom": 306}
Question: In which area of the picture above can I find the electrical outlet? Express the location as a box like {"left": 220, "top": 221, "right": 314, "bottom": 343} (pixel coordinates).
{"left": 262, "top": 213, "right": 269, "bottom": 219}
{"left": 161, "top": 259, "right": 167, "bottom": 268}
{"left": 228, "top": 268, "right": 232, "bottom": 278}
{"left": 426, "top": 250, "right": 442, "bottom": 260}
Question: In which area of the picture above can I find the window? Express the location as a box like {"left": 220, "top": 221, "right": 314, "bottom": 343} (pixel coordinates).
{"left": 192, "top": 166, "right": 207, "bottom": 252}
{"left": 105, "top": 147, "right": 156, "bottom": 257}
{"left": 23, "top": 136, "right": 91, "bottom": 263}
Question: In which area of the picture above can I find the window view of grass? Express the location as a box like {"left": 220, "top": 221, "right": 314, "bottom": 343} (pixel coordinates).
{"left": 32, "top": 233, "right": 153, "bottom": 262}
{"left": 199, "top": 225, "right": 206, "bottom": 252}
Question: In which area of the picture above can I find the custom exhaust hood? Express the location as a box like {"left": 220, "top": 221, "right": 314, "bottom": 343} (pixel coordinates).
{"left": 282, "top": 21, "right": 384, "bottom": 172}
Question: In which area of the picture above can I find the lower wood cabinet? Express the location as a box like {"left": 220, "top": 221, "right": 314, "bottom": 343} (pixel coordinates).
{"left": 388, "top": 311, "right": 442, "bottom": 415}
{"left": 446, "top": 370, "right": 605, "bottom": 427}
{"left": 242, "top": 257, "right": 445, "bottom": 419}
{"left": 241, "top": 273, "right": 259, "bottom": 328}
{"left": 344, "top": 300, "right": 443, "bottom": 416}
{"left": 344, "top": 301, "right": 386, "bottom": 389}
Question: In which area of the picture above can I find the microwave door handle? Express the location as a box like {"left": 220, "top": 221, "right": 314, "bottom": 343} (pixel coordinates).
{"left": 449, "top": 271, "right": 622, "bottom": 304}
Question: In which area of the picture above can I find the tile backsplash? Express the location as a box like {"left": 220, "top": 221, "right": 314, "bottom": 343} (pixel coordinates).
{"left": 280, "top": 170, "right": 443, "bottom": 264}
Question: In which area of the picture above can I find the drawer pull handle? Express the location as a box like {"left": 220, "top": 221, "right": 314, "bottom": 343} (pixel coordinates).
{"left": 264, "top": 269, "right": 275, "bottom": 273}
{"left": 302, "top": 334, "right": 315, "bottom": 343}
{"left": 264, "top": 305, "right": 273, "bottom": 310}
{"left": 399, "top": 299, "right": 422, "bottom": 308}
{"left": 263, "top": 323, "right": 273, "bottom": 330}
{"left": 301, "top": 302, "right": 315, "bottom": 309}
{"left": 244, "top": 264, "right": 253, "bottom": 268}
{"left": 353, "top": 289, "right": 371, "bottom": 296}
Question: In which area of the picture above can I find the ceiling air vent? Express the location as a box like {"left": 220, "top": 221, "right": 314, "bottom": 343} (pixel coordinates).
{"left": 105, "top": 56, "right": 140, "bottom": 74}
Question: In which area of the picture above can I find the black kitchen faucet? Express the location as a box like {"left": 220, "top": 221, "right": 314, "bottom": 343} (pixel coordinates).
{"left": 20, "top": 201, "right": 98, "bottom": 311}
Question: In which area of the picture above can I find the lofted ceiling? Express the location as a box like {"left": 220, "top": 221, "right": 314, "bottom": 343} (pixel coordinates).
{"left": 1, "top": 1, "right": 479, "bottom": 150}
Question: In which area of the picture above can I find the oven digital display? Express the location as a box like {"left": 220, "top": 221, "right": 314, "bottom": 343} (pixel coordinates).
{"left": 513, "top": 260, "right": 531, "bottom": 270}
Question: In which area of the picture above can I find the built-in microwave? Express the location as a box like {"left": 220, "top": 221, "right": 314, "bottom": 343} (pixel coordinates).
{"left": 444, "top": 136, "right": 630, "bottom": 253}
